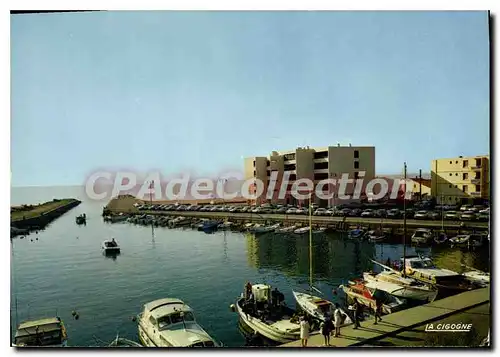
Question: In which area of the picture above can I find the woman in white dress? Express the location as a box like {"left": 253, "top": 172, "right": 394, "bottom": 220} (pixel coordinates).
{"left": 300, "top": 317, "right": 310, "bottom": 347}
{"left": 334, "top": 303, "right": 342, "bottom": 337}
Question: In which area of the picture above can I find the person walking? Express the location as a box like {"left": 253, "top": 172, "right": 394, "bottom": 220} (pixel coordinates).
{"left": 333, "top": 303, "right": 342, "bottom": 337}
{"left": 300, "top": 317, "right": 310, "bottom": 347}
{"left": 374, "top": 297, "right": 383, "bottom": 324}
{"left": 352, "top": 299, "right": 362, "bottom": 329}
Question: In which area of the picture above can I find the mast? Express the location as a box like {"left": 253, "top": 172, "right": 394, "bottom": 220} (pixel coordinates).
{"left": 403, "top": 162, "right": 407, "bottom": 278}
{"left": 309, "top": 201, "right": 313, "bottom": 291}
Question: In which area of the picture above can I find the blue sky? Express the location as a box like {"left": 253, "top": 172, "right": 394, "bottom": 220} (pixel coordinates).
{"left": 11, "top": 11, "right": 489, "bottom": 186}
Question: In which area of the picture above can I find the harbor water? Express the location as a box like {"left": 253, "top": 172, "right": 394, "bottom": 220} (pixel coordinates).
{"left": 10, "top": 186, "right": 490, "bottom": 347}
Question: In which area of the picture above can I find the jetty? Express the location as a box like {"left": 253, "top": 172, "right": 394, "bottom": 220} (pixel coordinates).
{"left": 11, "top": 198, "right": 81, "bottom": 234}
{"left": 280, "top": 287, "right": 490, "bottom": 348}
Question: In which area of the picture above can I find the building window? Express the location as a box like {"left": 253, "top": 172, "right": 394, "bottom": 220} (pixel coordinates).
{"left": 289, "top": 174, "right": 296, "bottom": 181}
{"left": 449, "top": 173, "right": 452, "bottom": 176}
{"left": 267, "top": 160, "right": 270, "bottom": 166}
{"left": 284, "top": 153, "right": 295, "bottom": 161}
{"left": 354, "top": 172, "right": 359, "bottom": 179}
{"left": 449, "top": 161, "right": 452, "bottom": 164}
{"left": 253, "top": 160, "right": 256, "bottom": 167}
{"left": 476, "top": 185, "right": 481, "bottom": 192}
{"left": 314, "top": 162, "right": 328, "bottom": 170}
{"left": 463, "top": 185, "right": 468, "bottom": 192}
{"left": 314, "top": 173, "right": 329, "bottom": 180}
{"left": 253, "top": 170, "right": 256, "bottom": 177}
{"left": 354, "top": 150, "right": 359, "bottom": 159}
{"left": 475, "top": 172, "right": 481, "bottom": 179}
{"left": 354, "top": 161, "right": 359, "bottom": 169}
{"left": 284, "top": 163, "right": 296, "bottom": 171}
{"left": 475, "top": 158, "right": 481, "bottom": 167}
{"left": 313, "top": 151, "right": 328, "bottom": 159}
{"left": 266, "top": 170, "right": 270, "bottom": 177}
{"left": 455, "top": 173, "right": 458, "bottom": 176}
{"left": 463, "top": 160, "right": 468, "bottom": 168}
{"left": 449, "top": 184, "right": 452, "bottom": 188}
{"left": 463, "top": 173, "right": 468, "bottom": 180}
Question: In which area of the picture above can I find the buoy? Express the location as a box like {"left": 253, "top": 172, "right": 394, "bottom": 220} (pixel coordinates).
{"left": 30, "top": 239, "right": 33, "bottom": 242}
{"left": 229, "top": 304, "right": 236, "bottom": 312}
{"left": 36, "top": 238, "right": 38, "bottom": 240}
{"left": 71, "top": 311, "right": 76, "bottom": 316}
{"left": 131, "top": 316, "right": 137, "bottom": 322}
{"left": 74, "top": 314, "right": 79, "bottom": 320}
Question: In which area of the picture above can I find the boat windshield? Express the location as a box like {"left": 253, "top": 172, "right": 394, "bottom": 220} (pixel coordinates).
{"left": 189, "top": 341, "right": 215, "bottom": 347}
{"left": 410, "top": 259, "right": 435, "bottom": 269}
{"left": 157, "top": 311, "right": 195, "bottom": 330}
{"left": 15, "top": 331, "right": 63, "bottom": 346}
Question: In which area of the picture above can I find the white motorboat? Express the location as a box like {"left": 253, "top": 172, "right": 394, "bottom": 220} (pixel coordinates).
{"left": 293, "top": 227, "right": 311, "bottom": 234}
{"left": 292, "top": 291, "right": 352, "bottom": 325}
{"left": 463, "top": 270, "right": 490, "bottom": 285}
{"left": 232, "top": 284, "right": 300, "bottom": 344}
{"left": 363, "top": 272, "right": 438, "bottom": 303}
{"left": 218, "top": 221, "right": 234, "bottom": 230}
{"left": 411, "top": 228, "right": 433, "bottom": 244}
{"left": 401, "top": 256, "right": 476, "bottom": 293}
{"left": 137, "top": 298, "right": 220, "bottom": 347}
{"left": 102, "top": 239, "right": 120, "bottom": 254}
{"left": 275, "top": 225, "right": 297, "bottom": 234}
{"left": 14, "top": 317, "right": 68, "bottom": 347}
{"left": 312, "top": 227, "right": 326, "bottom": 234}
{"left": 341, "top": 280, "right": 406, "bottom": 314}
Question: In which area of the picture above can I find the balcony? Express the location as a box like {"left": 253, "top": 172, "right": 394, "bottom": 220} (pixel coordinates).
{"left": 470, "top": 192, "right": 481, "bottom": 196}
{"left": 313, "top": 168, "right": 329, "bottom": 174}
{"left": 471, "top": 179, "right": 481, "bottom": 184}
{"left": 471, "top": 166, "right": 482, "bottom": 170}
{"left": 313, "top": 157, "right": 329, "bottom": 163}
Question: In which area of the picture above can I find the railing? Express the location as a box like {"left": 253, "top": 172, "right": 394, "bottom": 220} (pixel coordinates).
{"left": 471, "top": 166, "right": 482, "bottom": 170}
{"left": 470, "top": 192, "right": 481, "bottom": 196}
{"left": 471, "top": 179, "right": 481, "bottom": 184}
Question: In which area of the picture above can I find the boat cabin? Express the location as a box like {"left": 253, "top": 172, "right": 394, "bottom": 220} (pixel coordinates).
{"left": 402, "top": 256, "right": 461, "bottom": 285}
{"left": 140, "top": 298, "right": 216, "bottom": 347}
{"left": 14, "top": 317, "right": 67, "bottom": 347}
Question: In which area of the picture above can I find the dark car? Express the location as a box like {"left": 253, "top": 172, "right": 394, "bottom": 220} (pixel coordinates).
{"left": 386, "top": 208, "right": 401, "bottom": 218}
{"left": 350, "top": 208, "right": 362, "bottom": 217}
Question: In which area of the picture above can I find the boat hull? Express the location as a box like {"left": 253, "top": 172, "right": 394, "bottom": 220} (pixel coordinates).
{"left": 292, "top": 291, "right": 353, "bottom": 326}
{"left": 235, "top": 298, "right": 299, "bottom": 344}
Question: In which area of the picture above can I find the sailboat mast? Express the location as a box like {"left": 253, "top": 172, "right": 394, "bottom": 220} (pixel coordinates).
{"left": 403, "top": 162, "right": 407, "bottom": 278}
{"left": 309, "top": 201, "right": 313, "bottom": 290}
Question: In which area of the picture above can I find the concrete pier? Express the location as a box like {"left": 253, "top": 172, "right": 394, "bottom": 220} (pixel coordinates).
{"left": 280, "top": 287, "right": 490, "bottom": 348}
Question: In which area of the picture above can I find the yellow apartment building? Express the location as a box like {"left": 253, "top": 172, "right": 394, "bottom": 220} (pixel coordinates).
{"left": 244, "top": 145, "right": 375, "bottom": 206}
{"left": 431, "top": 155, "right": 490, "bottom": 204}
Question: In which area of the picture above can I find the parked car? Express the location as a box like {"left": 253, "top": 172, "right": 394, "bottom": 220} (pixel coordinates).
{"left": 479, "top": 207, "right": 490, "bottom": 214}
{"left": 414, "top": 210, "right": 429, "bottom": 219}
{"left": 386, "top": 208, "right": 401, "bottom": 219}
{"left": 428, "top": 211, "right": 440, "bottom": 220}
{"left": 314, "top": 208, "right": 327, "bottom": 216}
{"left": 460, "top": 211, "right": 477, "bottom": 221}
{"left": 350, "top": 208, "right": 363, "bottom": 217}
{"left": 276, "top": 207, "right": 288, "bottom": 213}
{"left": 286, "top": 208, "right": 297, "bottom": 214}
{"left": 403, "top": 209, "right": 415, "bottom": 218}
{"left": 295, "top": 208, "right": 307, "bottom": 215}
{"left": 445, "top": 211, "right": 460, "bottom": 220}
{"left": 460, "top": 204, "right": 473, "bottom": 211}
{"left": 360, "top": 209, "right": 375, "bottom": 218}
{"left": 339, "top": 208, "right": 352, "bottom": 217}
{"left": 375, "top": 209, "right": 387, "bottom": 218}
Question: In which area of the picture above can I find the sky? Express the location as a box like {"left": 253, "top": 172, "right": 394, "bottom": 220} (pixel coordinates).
{"left": 11, "top": 11, "right": 490, "bottom": 187}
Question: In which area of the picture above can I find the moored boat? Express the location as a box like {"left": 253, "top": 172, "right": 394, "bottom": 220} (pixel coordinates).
{"left": 340, "top": 280, "right": 406, "bottom": 315}
{"left": 463, "top": 270, "right": 490, "bottom": 285}
{"left": 137, "top": 298, "right": 220, "bottom": 347}
{"left": 108, "top": 335, "right": 143, "bottom": 347}
{"left": 411, "top": 228, "right": 433, "bottom": 245}
{"left": 363, "top": 272, "right": 438, "bottom": 303}
{"left": 253, "top": 223, "right": 280, "bottom": 234}
{"left": 434, "top": 231, "right": 448, "bottom": 245}
{"left": 102, "top": 238, "right": 120, "bottom": 254}
{"left": 366, "top": 230, "right": 386, "bottom": 243}
{"left": 232, "top": 283, "right": 300, "bottom": 344}
{"left": 275, "top": 225, "right": 297, "bottom": 234}
{"left": 14, "top": 317, "right": 68, "bottom": 347}
{"left": 292, "top": 291, "right": 352, "bottom": 325}
{"left": 348, "top": 228, "right": 365, "bottom": 240}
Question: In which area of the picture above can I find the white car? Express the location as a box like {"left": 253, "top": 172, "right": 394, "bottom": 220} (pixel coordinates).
{"left": 286, "top": 208, "right": 297, "bottom": 214}
{"left": 414, "top": 210, "right": 429, "bottom": 219}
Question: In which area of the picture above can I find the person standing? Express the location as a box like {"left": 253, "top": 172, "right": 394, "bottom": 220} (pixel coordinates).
{"left": 374, "top": 297, "right": 383, "bottom": 324}
{"left": 352, "top": 299, "right": 362, "bottom": 329}
{"left": 333, "top": 303, "right": 342, "bottom": 337}
{"left": 320, "top": 316, "right": 332, "bottom": 346}
{"left": 300, "top": 317, "right": 310, "bottom": 347}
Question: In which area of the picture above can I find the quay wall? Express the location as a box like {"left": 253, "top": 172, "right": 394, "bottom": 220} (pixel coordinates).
{"left": 11, "top": 199, "right": 81, "bottom": 230}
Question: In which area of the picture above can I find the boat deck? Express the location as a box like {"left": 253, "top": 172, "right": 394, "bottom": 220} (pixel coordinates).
{"left": 280, "top": 287, "right": 489, "bottom": 347}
